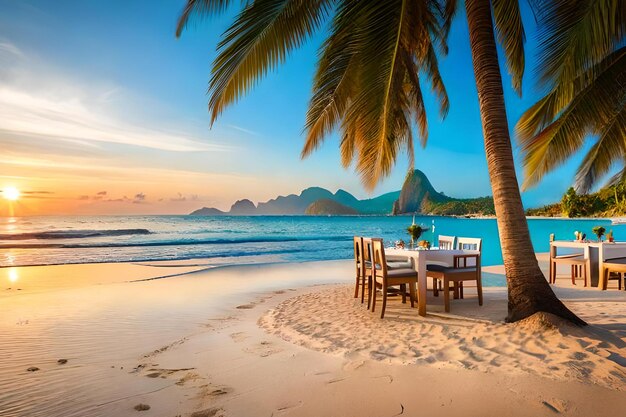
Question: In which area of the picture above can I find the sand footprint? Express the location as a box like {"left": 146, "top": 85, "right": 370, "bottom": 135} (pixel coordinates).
{"left": 143, "top": 367, "right": 195, "bottom": 379}
{"left": 198, "top": 383, "right": 234, "bottom": 397}
{"left": 229, "top": 332, "right": 249, "bottom": 343}
{"left": 274, "top": 400, "right": 303, "bottom": 414}
{"left": 243, "top": 340, "right": 283, "bottom": 357}
{"left": 176, "top": 371, "right": 202, "bottom": 386}
{"left": 189, "top": 407, "right": 224, "bottom": 417}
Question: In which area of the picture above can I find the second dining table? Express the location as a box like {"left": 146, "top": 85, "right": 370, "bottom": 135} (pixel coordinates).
{"left": 385, "top": 246, "right": 480, "bottom": 315}
{"left": 550, "top": 240, "right": 626, "bottom": 289}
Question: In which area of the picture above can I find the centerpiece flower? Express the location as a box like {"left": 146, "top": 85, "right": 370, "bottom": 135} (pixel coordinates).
{"left": 407, "top": 216, "right": 424, "bottom": 248}
{"left": 592, "top": 226, "right": 606, "bottom": 242}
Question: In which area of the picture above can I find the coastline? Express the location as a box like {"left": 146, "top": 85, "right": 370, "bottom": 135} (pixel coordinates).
{"left": 2, "top": 258, "right": 626, "bottom": 416}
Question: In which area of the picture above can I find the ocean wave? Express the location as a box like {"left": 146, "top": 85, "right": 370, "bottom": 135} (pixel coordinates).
{"left": 0, "top": 228, "right": 151, "bottom": 241}
{"left": 0, "top": 235, "right": 352, "bottom": 249}
{"left": 0, "top": 247, "right": 311, "bottom": 268}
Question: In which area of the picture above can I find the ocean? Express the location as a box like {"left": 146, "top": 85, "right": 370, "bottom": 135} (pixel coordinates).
{"left": 0, "top": 215, "right": 619, "bottom": 270}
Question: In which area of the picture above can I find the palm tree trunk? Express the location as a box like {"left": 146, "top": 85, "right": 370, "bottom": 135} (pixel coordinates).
{"left": 465, "top": 0, "right": 585, "bottom": 325}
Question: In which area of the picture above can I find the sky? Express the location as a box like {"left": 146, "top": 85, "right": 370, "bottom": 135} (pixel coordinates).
{"left": 0, "top": 0, "right": 596, "bottom": 216}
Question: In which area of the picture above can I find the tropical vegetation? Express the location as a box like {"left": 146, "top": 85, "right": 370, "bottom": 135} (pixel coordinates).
{"left": 425, "top": 196, "right": 495, "bottom": 216}
{"left": 527, "top": 184, "right": 626, "bottom": 218}
{"left": 176, "top": 0, "right": 585, "bottom": 324}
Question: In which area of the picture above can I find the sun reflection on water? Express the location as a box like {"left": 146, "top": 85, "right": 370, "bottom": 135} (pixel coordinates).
{"left": 8, "top": 268, "right": 18, "bottom": 283}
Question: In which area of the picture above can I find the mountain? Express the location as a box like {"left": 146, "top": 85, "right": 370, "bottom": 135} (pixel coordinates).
{"left": 393, "top": 169, "right": 495, "bottom": 215}
{"left": 355, "top": 190, "right": 401, "bottom": 214}
{"left": 189, "top": 207, "right": 226, "bottom": 215}
{"left": 229, "top": 199, "right": 257, "bottom": 215}
{"left": 256, "top": 187, "right": 334, "bottom": 214}
{"left": 189, "top": 170, "right": 494, "bottom": 216}
{"left": 393, "top": 170, "right": 452, "bottom": 214}
{"left": 305, "top": 199, "right": 359, "bottom": 215}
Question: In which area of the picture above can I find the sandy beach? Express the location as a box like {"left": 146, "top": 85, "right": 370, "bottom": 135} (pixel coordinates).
{"left": 2, "top": 258, "right": 626, "bottom": 417}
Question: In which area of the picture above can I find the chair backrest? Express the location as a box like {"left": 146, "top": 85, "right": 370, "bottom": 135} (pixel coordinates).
{"left": 362, "top": 237, "right": 373, "bottom": 263}
{"left": 438, "top": 235, "right": 455, "bottom": 250}
{"left": 353, "top": 236, "right": 364, "bottom": 274}
{"left": 457, "top": 237, "right": 482, "bottom": 252}
{"left": 371, "top": 238, "right": 387, "bottom": 278}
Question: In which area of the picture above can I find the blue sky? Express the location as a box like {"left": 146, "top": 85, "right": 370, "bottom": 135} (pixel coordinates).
{"left": 0, "top": 0, "right": 594, "bottom": 215}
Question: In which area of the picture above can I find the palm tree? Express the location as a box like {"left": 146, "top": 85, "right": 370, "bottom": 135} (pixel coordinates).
{"left": 462, "top": 0, "right": 583, "bottom": 324}
{"left": 176, "top": 0, "right": 585, "bottom": 324}
{"left": 516, "top": 0, "right": 625, "bottom": 194}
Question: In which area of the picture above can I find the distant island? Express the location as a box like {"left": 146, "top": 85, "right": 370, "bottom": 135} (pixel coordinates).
{"left": 190, "top": 169, "right": 495, "bottom": 216}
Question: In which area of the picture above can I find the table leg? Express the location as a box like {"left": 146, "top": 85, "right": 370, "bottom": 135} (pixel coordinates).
{"left": 598, "top": 244, "right": 607, "bottom": 290}
{"left": 417, "top": 254, "right": 427, "bottom": 316}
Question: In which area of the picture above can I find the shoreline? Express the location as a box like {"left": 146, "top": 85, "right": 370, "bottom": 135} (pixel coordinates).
{"left": 2, "top": 213, "right": 621, "bottom": 219}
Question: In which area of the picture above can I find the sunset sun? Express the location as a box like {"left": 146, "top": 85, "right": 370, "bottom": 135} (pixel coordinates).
{"left": 2, "top": 187, "right": 20, "bottom": 201}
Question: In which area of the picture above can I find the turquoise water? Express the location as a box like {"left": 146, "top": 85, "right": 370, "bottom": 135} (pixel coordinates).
{"left": 0, "top": 215, "right": 620, "bottom": 269}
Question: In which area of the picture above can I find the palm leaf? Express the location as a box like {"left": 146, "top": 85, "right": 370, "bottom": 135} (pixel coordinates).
{"left": 519, "top": 47, "right": 626, "bottom": 190}
{"left": 208, "top": 0, "right": 333, "bottom": 124}
{"left": 342, "top": 0, "right": 415, "bottom": 188}
{"left": 575, "top": 107, "right": 626, "bottom": 192}
{"left": 302, "top": 1, "right": 361, "bottom": 158}
{"left": 491, "top": 0, "right": 525, "bottom": 94}
{"left": 534, "top": 0, "right": 625, "bottom": 101}
{"left": 176, "top": 0, "right": 239, "bottom": 37}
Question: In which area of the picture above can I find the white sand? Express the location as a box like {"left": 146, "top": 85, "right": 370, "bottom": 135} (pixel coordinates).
{"left": 2, "top": 259, "right": 626, "bottom": 416}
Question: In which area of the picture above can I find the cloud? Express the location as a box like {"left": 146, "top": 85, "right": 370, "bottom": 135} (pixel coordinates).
{"left": 22, "top": 190, "right": 54, "bottom": 195}
{"left": 133, "top": 192, "right": 147, "bottom": 204}
{"left": 227, "top": 124, "right": 262, "bottom": 137}
{"left": 96, "top": 191, "right": 107, "bottom": 195}
{"left": 0, "top": 41, "right": 24, "bottom": 59}
{"left": 78, "top": 195, "right": 90, "bottom": 200}
{"left": 0, "top": 87, "right": 230, "bottom": 152}
{"left": 170, "top": 192, "right": 186, "bottom": 202}
{"left": 0, "top": 43, "right": 231, "bottom": 154}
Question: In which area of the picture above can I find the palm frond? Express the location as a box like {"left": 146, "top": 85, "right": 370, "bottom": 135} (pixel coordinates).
{"left": 518, "top": 47, "right": 625, "bottom": 141}
{"left": 606, "top": 164, "right": 626, "bottom": 189}
{"left": 574, "top": 107, "right": 626, "bottom": 192}
{"left": 208, "top": 0, "right": 333, "bottom": 124}
{"left": 491, "top": 0, "right": 525, "bottom": 94}
{"left": 402, "top": 50, "right": 428, "bottom": 144}
{"left": 339, "top": 0, "right": 419, "bottom": 189}
{"left": 301, "top": 1, "right": 360, "bottom": 158}
{"left": 441, "top": 0, "right": 458, "bottom": 38}
{"left": 176, "top": 0, "right": 238, "bottom": 37}
{"left": 534, "top": 0, "right": 625, "bottom": 98}
{"left": 519, "top": 48, "right": 626, "bottom": 189}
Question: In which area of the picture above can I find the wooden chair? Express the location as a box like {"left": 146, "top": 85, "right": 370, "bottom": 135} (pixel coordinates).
{"left": 456, "top": 237, "right": 482, "bottom": 252}
{"left": 428, "top": 235, "right": 456, "bottom": 294}
{"left": 454, "top": 237, "right": 482, "bottom": 298}
{"left": 428, "top": 254, "right": 483, "bottom": 312}
{"left": 353, "top": 237, "right": 367, "bottom": 303}
{"left": 360, "top": 237, "right": 413, "bottom": 309}
{"left": 369, "top": 238, "right": 417, "bottom": 318}
{"left": 431, "top": 237, "right": 482, "bottom": 300}
{"left": 602, "top": 258, "right": 626, "bottom": 290}
{"left": 549, "top": 244, "right": 588, "bottom": 286}
{"left": 437, "top": 235, "right": 455, "bottom": 249}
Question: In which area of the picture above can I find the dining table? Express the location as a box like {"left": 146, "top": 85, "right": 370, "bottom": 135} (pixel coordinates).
{"left": 385, "top": 247, "right": 480, "bottom": 315}
{"left": 550, "top": 240, "right": 626, "bottom": 289}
